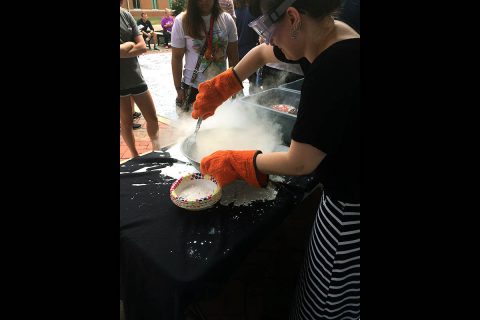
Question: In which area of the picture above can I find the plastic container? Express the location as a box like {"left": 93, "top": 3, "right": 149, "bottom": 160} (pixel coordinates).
{"left": 278, "top": 78, "right": 304, "bottom": 92}
{"left": 238, "top": 88, "right": 300, "bottom": 145}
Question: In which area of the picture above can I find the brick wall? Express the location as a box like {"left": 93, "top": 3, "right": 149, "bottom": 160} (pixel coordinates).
{"left": 122, "top": 0, "right": 169, "bottom": 11}
{"left": 121, "top": 0, "right": 170, "bottom": 19}
{"left": 129, "top": 9, "right": 164, "bottom": 19}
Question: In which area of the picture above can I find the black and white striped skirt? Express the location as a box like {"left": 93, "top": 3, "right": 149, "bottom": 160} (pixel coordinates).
{"left": 290, "top": 192, "right": 360, "bottom": 320}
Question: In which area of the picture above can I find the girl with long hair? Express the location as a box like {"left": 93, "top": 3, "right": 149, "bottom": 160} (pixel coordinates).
{"left": 171, "top": 0, "right": 239, "bottom": 114}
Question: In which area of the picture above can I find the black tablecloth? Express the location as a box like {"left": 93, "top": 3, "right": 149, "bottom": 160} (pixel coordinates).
{"left": 120, "top": 151, "right": 318, "bottom": 320}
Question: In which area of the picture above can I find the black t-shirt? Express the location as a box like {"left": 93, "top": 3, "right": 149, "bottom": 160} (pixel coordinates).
{"left": 275, "top": 39, "right": 360, "bottom": 203}
{"left": 137, "top": 18, "right": 154, "bottom": 33}
{"left": 273, "top": 46, "right": 310, "bottom": 75}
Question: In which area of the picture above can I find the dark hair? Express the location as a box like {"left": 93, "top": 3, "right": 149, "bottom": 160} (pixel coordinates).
{"left": 141, "top": 12, "right": 147, "bottom": 17}
{"left": 249, "top": 0, "right": 341, "bottom": 20}
{"left": 183, "top": 0, "right": 222, "bottom": 39}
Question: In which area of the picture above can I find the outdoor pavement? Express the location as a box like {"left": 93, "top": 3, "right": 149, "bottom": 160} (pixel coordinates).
{"left": 120, "top": 46, "right": 178, "bottom": 162}
{"left": 119, "top": 114, "right": 182, "bottom": 161}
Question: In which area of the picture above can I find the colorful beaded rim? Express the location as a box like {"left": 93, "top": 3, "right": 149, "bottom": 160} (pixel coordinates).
{"left": 170, "top": 173, "right": 222, "bottom": 210}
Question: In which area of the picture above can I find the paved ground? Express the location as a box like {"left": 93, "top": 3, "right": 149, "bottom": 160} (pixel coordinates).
{"left": 120, "top": 47, "right": 178, "bottom": 162}
{"left": 120, "top": 114, "right": 181, "bottom": 161}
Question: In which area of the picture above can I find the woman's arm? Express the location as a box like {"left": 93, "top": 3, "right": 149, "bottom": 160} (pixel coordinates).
{"left": 171, "top": 46, "right": 186, "bottom": 100}
{"left": 233, "top": 43, "right": 281, "bottom": 80}
{"left": 256, "top": 140, "right": 326, "bottom": 176}
{"left": 119, "top": 35, "right": 147, "bottom": 58}
{"left": 162, "top": 18, "right": 173, "bottom": 29}
{"left": 120, "top": 42, "right": 135, "bottom": 58}
{"left": 164, "top": 18, "right": 173, "bottom": 28}
{"left": 226, "top": 41, "right": 239, "bottom": 68}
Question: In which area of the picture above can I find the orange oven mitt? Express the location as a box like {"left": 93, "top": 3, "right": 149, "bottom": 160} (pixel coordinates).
{"left": 200, "top": 150, "right": 268, "bottom": 188}
{"left": 192, "top": 67, "right": 243, "bottom": 120}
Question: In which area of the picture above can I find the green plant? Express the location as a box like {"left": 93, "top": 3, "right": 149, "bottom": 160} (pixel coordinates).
{"left": 170, "top": 0, "right": 186, "bottom": 15}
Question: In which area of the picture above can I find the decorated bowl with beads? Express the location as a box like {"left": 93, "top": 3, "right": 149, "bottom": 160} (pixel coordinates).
{"left": 170, "top": 173, "right": 222, "bottom": 211}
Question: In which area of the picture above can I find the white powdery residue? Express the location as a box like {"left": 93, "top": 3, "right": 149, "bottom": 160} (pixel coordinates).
{"left": 165, "top": 143, "right": 191, "bottom": 164}
{"left": 220, "top": 181, "right": 278, "bottom": 206}
{"left": 176, "top": 180, "right": 216, "bottom": 199}
{"left": 186, "top": 246, "right": 202, "bottom": 260}
{"left": 159, "top": 163, "right": 198, "bottom": 180}
{"left": 270, "top": 175, "right": 286, "bottom": 183}
{"left": 132, "top": 183, "right": 147, "bottom": 186}
{"left": 132, "top": 166, "right": 160, "bottom": 173}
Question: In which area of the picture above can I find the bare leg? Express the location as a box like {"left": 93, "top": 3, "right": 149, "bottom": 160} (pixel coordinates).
{"left": 132, "top": 90, "right": 160, "bottom": 151}
{"left": 120, "top": 96, "right": 139, "bottom": 157}
{"left": 131, "top": 96, "right": 135, "bottom": 114}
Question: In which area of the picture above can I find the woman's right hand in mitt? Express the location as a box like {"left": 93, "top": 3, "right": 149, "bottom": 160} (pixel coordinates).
{"left": 192, "top": 68, "right": 243, "bottom": 120}
{"left": 200, "top": 150, "right": 268, "bottom": 188}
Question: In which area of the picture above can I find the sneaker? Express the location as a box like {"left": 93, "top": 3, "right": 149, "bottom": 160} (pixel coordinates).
{"left": 133, "top": 123, "right": 141, "bottom": 129}
{"left": 133, "top": 111, "right": 142, "bottom": 119}
{"left": 154, "top": 46, "right": 159, "bottom": 50}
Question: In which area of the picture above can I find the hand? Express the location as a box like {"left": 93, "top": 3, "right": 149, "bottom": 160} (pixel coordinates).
{"left": 175, "top": 88, "right": 185, "bottom": 105}
{"left": 200, "top": 150, "right": 268, "bottom": 188}
{"left": 120, "top": 41, "right": 135, "bottom": 49}
{"left": 120, "top": 42, "right": 136, "bottom": 58}
{"left": 192, "top": 68, "right": 243, "bottom": 120}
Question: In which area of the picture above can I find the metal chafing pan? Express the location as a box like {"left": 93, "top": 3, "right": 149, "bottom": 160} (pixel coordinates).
{"left": 180, "top": 128, "right": 288, "bottom": 171}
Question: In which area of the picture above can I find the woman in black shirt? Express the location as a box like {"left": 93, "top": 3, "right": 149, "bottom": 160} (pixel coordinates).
{"left": 192, "top": 0, "right": 360, "bottom": 318}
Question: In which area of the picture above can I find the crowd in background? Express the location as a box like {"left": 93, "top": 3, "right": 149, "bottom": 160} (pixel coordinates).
{"left": 120, "top": 2, "right": 361, "bottom": 318}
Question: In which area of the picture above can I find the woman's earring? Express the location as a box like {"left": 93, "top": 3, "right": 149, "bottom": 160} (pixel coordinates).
{"left": 291, "top": 21, "right": 301, "bottom": 39}
{"left": 291, "top": 28, "right": 298, "bottom": 39}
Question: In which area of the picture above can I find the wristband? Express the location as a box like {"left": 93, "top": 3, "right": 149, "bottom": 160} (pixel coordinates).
{"left": 231, "top": 67, "right": 243, "bottom": 87}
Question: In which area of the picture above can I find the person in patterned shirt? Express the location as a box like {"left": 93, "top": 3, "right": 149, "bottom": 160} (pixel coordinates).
{"left": 219, "top": 0, "right": 236, "bottom": 20}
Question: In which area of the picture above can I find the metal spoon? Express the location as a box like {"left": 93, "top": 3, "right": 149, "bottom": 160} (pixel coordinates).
{"left": 193, "top": 116, "right": 203, "bottom": 142}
